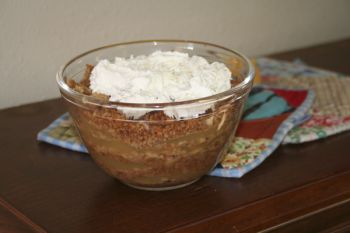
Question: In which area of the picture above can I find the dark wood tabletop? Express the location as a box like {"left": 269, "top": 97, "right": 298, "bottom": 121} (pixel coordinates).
{"left": 1, "top": 39, "right": 350, "bottom": 233}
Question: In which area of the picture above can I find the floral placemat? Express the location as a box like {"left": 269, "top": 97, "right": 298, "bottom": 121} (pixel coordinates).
{"left": 210, "top": 86, "right": 313, "bottom": 177}
{"left": 38, "top": 57, "right": 350, "bottom": 178}
{"left": 257, "top": 58, "right": 350, "bottom": 144}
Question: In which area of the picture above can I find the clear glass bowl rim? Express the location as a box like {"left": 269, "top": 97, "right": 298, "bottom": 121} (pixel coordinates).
{"left": 56, "top": 39, "right": 255, "bottom": 109}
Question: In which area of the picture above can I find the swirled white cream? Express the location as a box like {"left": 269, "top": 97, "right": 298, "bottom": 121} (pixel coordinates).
{"left": 90, "top": 51, "right": 232, "bottom": 119}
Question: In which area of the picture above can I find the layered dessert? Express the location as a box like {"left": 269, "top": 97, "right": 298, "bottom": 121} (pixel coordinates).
{"left": 64, "top": 50, "right": 247, "bottom": 190}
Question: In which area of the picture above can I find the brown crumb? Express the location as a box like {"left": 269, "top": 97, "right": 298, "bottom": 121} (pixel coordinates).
{"left": 81, "top": 64, "right": 93, "bottom": 87}
{"left": 67, "top": 64, "right": 94, "bottom": 96}
{"left": 142, "top": 111, "right": 172, "bottom": 121}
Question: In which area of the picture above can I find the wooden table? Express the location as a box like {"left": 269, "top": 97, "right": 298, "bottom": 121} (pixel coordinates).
{"left": 1, "top": 39, "right": 350, "bottom": 233}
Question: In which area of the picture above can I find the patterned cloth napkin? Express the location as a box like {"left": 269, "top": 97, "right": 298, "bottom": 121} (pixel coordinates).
{"left": 38, "top": 58, "right": 350, "bottom": 178}
{"left": 257, "top": 58, "right": 350, "bottom": 144}
{"left": 210, "top": 85, "right": 313, "bottom": 177}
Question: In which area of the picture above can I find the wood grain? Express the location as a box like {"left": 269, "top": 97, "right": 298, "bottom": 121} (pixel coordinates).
{"left": 0, "top": 197, "right": 47, "bottom": 233}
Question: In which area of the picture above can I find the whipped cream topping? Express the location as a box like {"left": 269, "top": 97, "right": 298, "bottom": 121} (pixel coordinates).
{"left": 90, "top": 51, "right": 232, "bottom": 119}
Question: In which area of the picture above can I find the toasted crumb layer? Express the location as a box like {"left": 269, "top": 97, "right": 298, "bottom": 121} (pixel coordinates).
{"left": 64, "top": 63, "right": 243, "bottom": 188}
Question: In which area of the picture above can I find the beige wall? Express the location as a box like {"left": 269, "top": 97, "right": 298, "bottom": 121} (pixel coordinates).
{"left": 1, "top": 0, "right": 350, "bottom": 109}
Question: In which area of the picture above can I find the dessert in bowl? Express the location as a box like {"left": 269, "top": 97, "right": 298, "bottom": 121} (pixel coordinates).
{"left": 57, "top": 40, "right": 254, "bottom": 191}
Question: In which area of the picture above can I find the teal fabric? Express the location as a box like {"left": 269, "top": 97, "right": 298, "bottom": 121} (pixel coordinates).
{"left": 244, "top": 90, "right": 274, "bottom": 111}
{"left": 244, "top": 96, "right": 290, "bottom": 120}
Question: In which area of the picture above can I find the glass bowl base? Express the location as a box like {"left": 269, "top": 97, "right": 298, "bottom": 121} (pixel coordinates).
{"left": 122, "top": 178, "right": 201, "bottom": 191}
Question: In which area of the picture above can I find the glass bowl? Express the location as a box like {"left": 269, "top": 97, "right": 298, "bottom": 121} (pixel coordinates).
{"left": 56, "top": 40, "right": 254, "bottom": 191}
